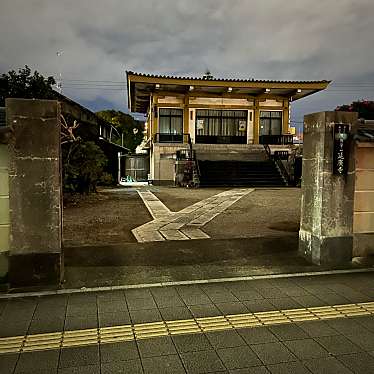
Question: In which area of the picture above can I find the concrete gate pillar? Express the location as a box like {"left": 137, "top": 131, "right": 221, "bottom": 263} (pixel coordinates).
{"left": 299, "top": 111, "right": 357, "bottom": 265}
{"left": 6, "top": 99, "right": 63, "bottom": 287}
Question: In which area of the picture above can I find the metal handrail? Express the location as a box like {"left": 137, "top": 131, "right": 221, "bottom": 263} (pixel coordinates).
{"left": 263, "top": 144, "right": 291, "bottom": 186}
{"left": 259, "top": 134, "right": 293, "bottom": 145}
{"left": 186, "top": 133, "right": 201, "bottom": 179}
{"left": 273, "top": 154, "right": 291, "bottom": 186}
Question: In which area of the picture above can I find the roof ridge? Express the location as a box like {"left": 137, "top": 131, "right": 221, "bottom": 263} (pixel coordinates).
{"left": 126, "top": 70, "right": 331, "bottom": 84}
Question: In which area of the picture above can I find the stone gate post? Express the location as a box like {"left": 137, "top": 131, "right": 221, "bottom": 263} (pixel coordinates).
{"left": 6, "top": 99, "right": 62, "bottom": 287}
{"left": 299, "top": 111, "right": 357, "bottom": 265}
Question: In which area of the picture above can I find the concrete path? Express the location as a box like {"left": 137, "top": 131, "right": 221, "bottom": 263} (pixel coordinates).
{"left": 1, "top": 271, "right": 374, "bottom": 373}
{"left": 132, "top": 188, "right": 254, "bottom": 243}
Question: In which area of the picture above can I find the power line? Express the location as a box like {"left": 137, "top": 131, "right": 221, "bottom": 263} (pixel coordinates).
{"left": 64, "top": 79, "right": 126, "bottom": 83}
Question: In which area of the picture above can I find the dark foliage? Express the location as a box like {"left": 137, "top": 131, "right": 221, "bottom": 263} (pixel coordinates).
{"left": 335, "top": 100, "right": 374, "bottom": 120}
{"left": 0, "top": 65, "right": 56, "bottom": 106}
{"left": 96, "top": 110, "right": 144, "bottom": 152}
{"left": 62, "top": 140, "right": 108, "bottom": 194}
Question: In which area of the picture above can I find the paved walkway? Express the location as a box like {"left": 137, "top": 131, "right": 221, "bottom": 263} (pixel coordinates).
{"left": 132, "top": 188, "right": 254, "bottom": 242}
{"left": 1, "top": 271, "right": 374, "bottom": 373}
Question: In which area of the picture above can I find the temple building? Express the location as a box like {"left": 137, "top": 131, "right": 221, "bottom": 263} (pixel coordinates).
{"left": 126, "top": 71, "right": 330, "bottom": 186}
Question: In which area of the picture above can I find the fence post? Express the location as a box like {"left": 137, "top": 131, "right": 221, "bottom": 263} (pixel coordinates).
{"left": 299, "top": 111, "right": 357, "bottom": 265}
{"left": 7, "top": 99, "right": 63, "bottom": 287}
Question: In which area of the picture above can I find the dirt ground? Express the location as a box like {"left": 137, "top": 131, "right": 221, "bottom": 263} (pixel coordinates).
{"left": 154, "top": 187, "right": 301, "bottom": 239}
{"left": 154, "top": 187, "right": 230, "bottom": 211}
{"left": 63, "top": 187, "right": 300, "bottom": 247}
{"left": 205, "top": 188, "right": 300, "bottom": 239}
{"left": 62, "top": 187, "right": 371, "bottom": 288}
{"left": 63, "top": 188, "right": 151, "bottom": 247}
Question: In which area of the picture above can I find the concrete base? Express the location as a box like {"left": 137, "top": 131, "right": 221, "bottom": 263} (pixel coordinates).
{"left": 9, "top": 253, "right": 62, "bottom": 288}
{"left": 0, "top": 252, "right": 8, "bottom": 280}
{"left": 353, "top": 233, "right": 374, "bottom": 257}
{"left": 299, "top": 230, "right": 352, "bottom": 265}
{"left": 152, "top": 179, "right": 175, "bottom": 186}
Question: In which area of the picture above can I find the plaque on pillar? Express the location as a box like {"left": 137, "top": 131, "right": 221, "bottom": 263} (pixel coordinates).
{"left": 333, "top": 123, "right": 350, "bottom": 175}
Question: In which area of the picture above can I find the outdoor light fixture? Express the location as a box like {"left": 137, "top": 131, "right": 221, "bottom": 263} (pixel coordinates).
{"left": 189, "top": 85, "right": 194, "bottom": 91}
{"left": 228, "top": 87, "right": 233, "bottom": 93}
{"left": 155, "top": 84, "right": 160, "bottom": 89}
{"left": 265, "top": 88, "right": 271, "bottom": 93}
{"left": 297, "top": 89, "right": 302, "bottom": 93}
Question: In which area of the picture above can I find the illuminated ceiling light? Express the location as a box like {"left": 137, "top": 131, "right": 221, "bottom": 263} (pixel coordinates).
{"left": 297, "top": 89, "right": 302, "bottom": 93}
{"left": 189, "top": 85, "right": 194, "bottom": 91}
{"left": 227, "top": 87, "right": 233, "bottom": 93}
{"left": 265, "top": 88, "right": 271, "bottom": 93}
{"left": 155, "top": 84, "right": 160, "bottom": 89}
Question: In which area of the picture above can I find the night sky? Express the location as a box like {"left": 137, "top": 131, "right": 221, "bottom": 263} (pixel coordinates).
{"left": 1, "top": 0, "right": 374, "bottom": 127}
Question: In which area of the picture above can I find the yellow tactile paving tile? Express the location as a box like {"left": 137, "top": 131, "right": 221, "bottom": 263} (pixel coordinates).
{"left": 0, "top": 301, "right": 374, "bottom": 354}
{"left": 99, "top": 326, "right": 134, "bottom": 343}
{"left": 166, "top": 319, "right": 201, "bottom": 335}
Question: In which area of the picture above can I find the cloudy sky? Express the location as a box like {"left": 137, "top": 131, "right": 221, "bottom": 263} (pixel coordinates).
{"left": 1, "top": 0, "right": 373, "bottom": 125}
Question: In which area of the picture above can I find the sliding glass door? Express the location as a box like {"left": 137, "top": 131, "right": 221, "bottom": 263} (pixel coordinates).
{"left": 195, "top": 109, "right": 247, "bottom": 144}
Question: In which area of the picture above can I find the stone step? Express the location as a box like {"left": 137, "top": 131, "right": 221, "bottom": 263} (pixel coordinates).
{"left": 193, "top": 144, "right": 265, "bottom": 151}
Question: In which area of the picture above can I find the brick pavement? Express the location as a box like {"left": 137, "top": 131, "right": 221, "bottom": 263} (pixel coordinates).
{"left": 132, "top": 188, "right": 254, "bottom": 242}
{"left": 1, "top": 271, "right": 374, "bottom": 373}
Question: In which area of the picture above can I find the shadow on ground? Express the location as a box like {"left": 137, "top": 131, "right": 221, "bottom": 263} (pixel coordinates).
{"left": 63, "top": 235, "right": 367, "bottom": 288}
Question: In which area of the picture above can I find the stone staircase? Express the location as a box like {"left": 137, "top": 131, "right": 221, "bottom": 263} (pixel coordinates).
{"left": 193, "top": 144, "right": 268, "bottom": 162}
{"left": 194, "top": 144, "right": 287, "bottom": 187}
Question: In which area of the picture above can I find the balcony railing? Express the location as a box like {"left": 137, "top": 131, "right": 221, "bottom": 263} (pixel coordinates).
{"left": 195, "top": 135, "right": 247, "bottom": 144}
{"left": 154, "top": 133, "right": 195, "bottom": 144}
{"left": 259, "top": 135, "right": 293, "bottom": 145}
{"left": 176, "top": 149, "right": 196, "bottom": 161}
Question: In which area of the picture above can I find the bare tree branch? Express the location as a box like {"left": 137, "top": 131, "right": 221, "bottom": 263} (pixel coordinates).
{"left": 60, "top": 114, "right": 80, "bottom": 144}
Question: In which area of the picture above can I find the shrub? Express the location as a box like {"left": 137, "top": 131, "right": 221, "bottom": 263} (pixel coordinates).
{"left": 63, "top": 140, "right": 108, "bottom": 193}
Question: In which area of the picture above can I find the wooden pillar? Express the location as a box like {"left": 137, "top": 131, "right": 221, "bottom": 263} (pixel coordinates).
{"left": 253, "top": 101, "right": 260, "bottom": 144}
{"left": 152, "top": 95, "right": 158, "bottom": 138}
{"left": 183, "top": 95, "right": 189, "bottom": 142}
{"left": 283, "top": 101, "right": 290, "bottom": 134}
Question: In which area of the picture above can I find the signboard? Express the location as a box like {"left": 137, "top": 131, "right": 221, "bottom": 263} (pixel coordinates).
{"left": 238, "top": 120, "right": 246, "bottom": 131}
{"left": 196, "top": 119, "right": 204, "bottom": 130}
{"left": 333, "top": 123, "right": 350, "bottom": 175}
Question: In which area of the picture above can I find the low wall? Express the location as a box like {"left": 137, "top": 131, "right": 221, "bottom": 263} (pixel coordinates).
{"left": 353, "top": 142, "right": 374, "bottom": 256}
{"left": 152, "top": 143, "right": 188, "bottom": 185}
{"left": 0, "top": 143, "right": 9, "bottom": 280}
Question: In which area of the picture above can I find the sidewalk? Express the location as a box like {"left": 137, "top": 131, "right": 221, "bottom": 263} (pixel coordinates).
{"left": 1, "top": 271, "right": 374, "bottom": 373}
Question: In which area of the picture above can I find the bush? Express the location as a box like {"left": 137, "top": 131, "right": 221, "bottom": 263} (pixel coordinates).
{"left": 99, "top": 172, "right": 114, "bottom": 186}
{"left": 63, "top": 140, "right": 108, "bottom": 193}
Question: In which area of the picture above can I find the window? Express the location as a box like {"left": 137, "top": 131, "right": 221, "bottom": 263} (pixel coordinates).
{"left": 159, "top": 108, "right": 183, "bottom": 134}
{"left": 195, "top": 109, "right": 247, "bottom": 143}
{"left": 260, "top": 111, "right": 282, "bottom": 136}
{"left": 158, "top": 108, "right": 183, "bottom": 142}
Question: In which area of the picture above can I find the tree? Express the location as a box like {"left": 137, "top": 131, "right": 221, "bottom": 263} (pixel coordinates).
{"left": 0, "top": 66, "right": 110, "bottom": 193}
{"left": 96, "top": 110, "right": 144, "bottom": 152}
{"left": 0, "top": 65, "right": 56, "bottom": 106}
{"left": 335, "top": 100, "right": 374, "bottom": 120}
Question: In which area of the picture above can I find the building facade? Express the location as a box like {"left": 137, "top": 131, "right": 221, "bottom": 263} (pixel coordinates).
{"left": 127, "top": 72, "right": 330, "bottom": 185}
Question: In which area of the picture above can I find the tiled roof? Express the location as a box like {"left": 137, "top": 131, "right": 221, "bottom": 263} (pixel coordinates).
{"left": 357, "top": 125, "right": 374, "bottom": 142}
{"left": 126, "top": 71, "right": 330, "bottom": 84}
